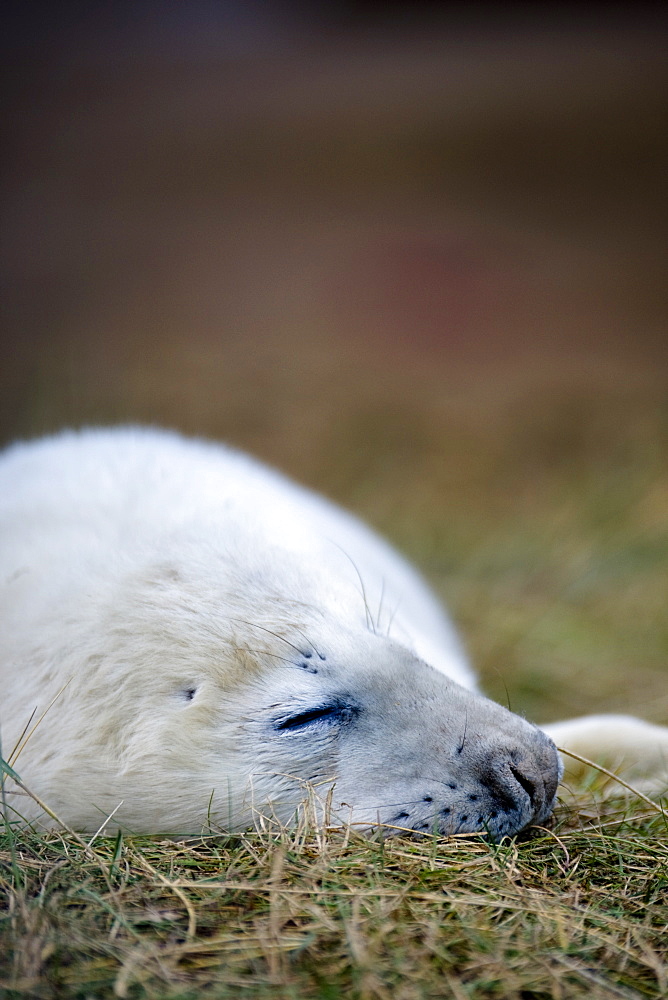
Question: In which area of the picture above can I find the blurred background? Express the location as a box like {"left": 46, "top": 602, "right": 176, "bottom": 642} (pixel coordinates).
{"left": 2, "top": 1, "right": 667, "bottom": 726}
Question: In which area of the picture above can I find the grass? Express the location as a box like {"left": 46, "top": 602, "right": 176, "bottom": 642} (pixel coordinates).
{"left": 2, "top": 373, "right": 667, "bottom": 999}
{"left": 2, "top": 791, "right": 667, "bottom": 999}
{"left": 2, "top": 358, "right": 667, "bottom": 998}
{"left": 2, "top": 25, "right": 667, "bottom": 996}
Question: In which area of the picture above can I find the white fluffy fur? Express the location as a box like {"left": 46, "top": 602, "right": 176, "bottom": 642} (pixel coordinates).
{"left": 0, "top": 427, "right": 665, "bottom": 836}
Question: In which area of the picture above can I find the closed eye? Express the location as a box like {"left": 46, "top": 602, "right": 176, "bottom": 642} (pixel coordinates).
{"left": 274, "top": 703, "right": 358, "bottom": 732}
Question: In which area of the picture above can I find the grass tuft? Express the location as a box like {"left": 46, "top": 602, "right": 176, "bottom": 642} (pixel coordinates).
{"left": 2, "top": 793, "right": 667, "bottom": 999}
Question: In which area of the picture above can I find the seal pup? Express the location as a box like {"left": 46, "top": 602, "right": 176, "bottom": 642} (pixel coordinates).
{"left": 0, "top": 428, "right": 665, "bottom": 836}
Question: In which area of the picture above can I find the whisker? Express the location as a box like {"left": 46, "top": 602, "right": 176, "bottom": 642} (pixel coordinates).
{"left": 243, "top": 648, "right": 297, "bottom": 666}
{"left": 345, "top": 799, "right": 429, "bottom": 812}
{"left": 330, "top": 542, "right": 376, "bottom": 634}
{"left": 457, "top": 710, "right": 468, "bottom": 755}
{"left": 228, "top": 618, "right": 304, "bottom": 655}
{"left": 376, "top": 577, "right": 386, "bottom": 633}
{"left": 488, "top": 666, "right": 513, "bottom": 713}
{"left": 385, "top": 599, "right": 401, "bottom": 637}
{"left": 289, "top": 625, "right": 325, "bottom": 660}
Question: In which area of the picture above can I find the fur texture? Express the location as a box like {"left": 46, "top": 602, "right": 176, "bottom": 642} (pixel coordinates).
{"left": 0, "top": 428, "right": 665, "bottom": 836}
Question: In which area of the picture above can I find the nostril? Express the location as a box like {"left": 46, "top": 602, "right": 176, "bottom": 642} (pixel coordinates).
{"left": 510, "top": 764, "right": 538, "bottom": 806}
{"left": 481, "top": 745, "right": 553, "bottom": 819}
{"left": 478, "top": 734, "right": 560, "bottom": 831}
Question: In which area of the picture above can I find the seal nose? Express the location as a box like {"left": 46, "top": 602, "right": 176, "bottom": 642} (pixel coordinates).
{"left": 481, "top": 738, "right": 560, "bottom": 824}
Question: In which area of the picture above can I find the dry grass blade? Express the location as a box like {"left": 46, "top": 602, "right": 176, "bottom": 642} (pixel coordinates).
{"left": 2, "top": 793, "right": 667, "bottom": 999}
{"left": 557, "top": 748, "right": 666, "bottom": 814}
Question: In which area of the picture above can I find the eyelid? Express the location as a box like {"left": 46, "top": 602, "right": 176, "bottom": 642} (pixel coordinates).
{"left": 274, "top": 703, "right": 358, "bottom": 731}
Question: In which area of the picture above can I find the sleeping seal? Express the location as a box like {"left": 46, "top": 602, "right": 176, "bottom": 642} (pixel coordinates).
{"left": 0, "top": 428, "right": 664, "bottom": 837}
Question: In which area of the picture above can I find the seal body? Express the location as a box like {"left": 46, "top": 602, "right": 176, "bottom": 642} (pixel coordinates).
{"left": 0, "top": 427, "right": 566, "bottom": 836}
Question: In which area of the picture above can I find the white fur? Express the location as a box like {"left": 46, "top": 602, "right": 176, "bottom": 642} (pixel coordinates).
{"left": 0, "top": 427, "right": 665, "bottom": 836}
{"left": 544, "top": 716, "right": 668, "bottom": 796}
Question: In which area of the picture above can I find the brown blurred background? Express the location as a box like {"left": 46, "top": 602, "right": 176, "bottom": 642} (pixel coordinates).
{"left": 2, "top": 2, "right": 667, "bottom": 727}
